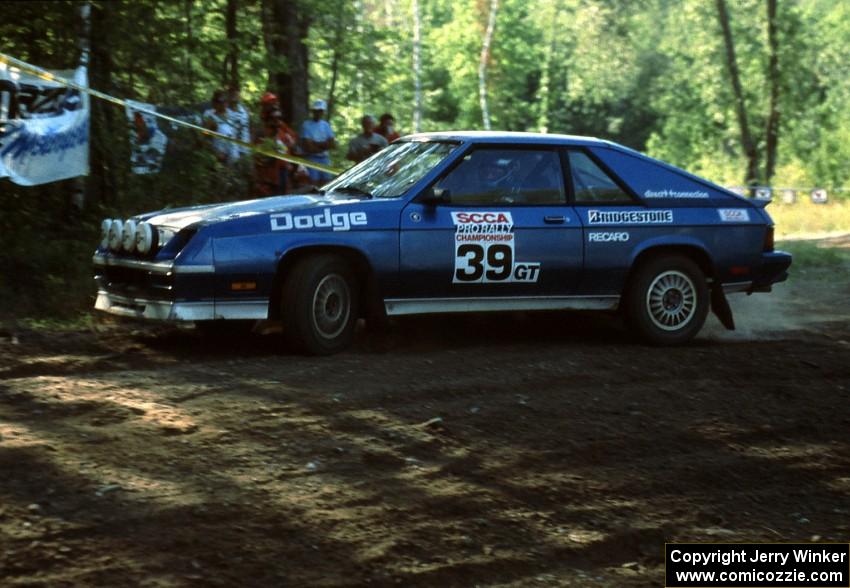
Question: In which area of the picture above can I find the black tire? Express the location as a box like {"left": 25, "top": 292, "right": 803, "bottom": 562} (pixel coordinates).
{"left": 281, "top": 254, "right": 359, "bottom": 355}
{"left": 625, "top": 254, "right": 709, "bottom": 345}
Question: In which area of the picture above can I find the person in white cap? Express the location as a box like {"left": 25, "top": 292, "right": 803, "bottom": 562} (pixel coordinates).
{"left": 299, "top": 98, "right": 336, "bottom": 184}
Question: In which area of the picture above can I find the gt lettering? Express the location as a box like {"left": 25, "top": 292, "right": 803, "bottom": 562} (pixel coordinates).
{"left": 513, "top": 263, "right": 541, "bottom": 282}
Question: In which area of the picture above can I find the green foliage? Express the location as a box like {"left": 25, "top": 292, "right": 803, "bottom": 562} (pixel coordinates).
{"left": 779, "top": 240, "right": 850, "bottom": 269}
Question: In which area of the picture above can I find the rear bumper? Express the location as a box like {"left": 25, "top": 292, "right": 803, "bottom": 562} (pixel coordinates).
{"left": 751, "top": 250, "right": 792, "bottom": 292}
{"left": 94, "top": 291, "right": 268, "bottom": 321}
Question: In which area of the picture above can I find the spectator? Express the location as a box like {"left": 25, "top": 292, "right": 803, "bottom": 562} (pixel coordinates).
{"left": 376, "top": 112, "right": 400, "bottom": 143}
{"left": 259, "top": 91, "right": 280, "bottom": 121}
{"left": 254, "top": 92, "right": 299, "bottom": 196}
{"left": 299, "top": 99, "right": 336, "bottom": 185}
{"left": 226, "top": 86, "right": 251, "bottom": 157}
{"left": 202, "top": 89, "right": 239, "bottom": 164}
{"left": 346, "top": 114, "right": 388, "bottom": 164}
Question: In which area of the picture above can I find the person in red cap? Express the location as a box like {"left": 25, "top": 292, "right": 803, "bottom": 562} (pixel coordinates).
{"left": 254, "top": 92, "right": 300, "bottom": 195}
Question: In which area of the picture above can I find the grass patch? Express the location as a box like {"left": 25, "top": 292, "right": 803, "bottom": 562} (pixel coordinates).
{"left": 769, "top": 197, "right": 850, "bottom": 239}
{"left": 778, "top": 240, "right": 850, "bottom": 269}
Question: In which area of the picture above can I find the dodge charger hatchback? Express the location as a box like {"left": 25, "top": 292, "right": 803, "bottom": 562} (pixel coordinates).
{"left": 93, "top": 131, "right": 791, "bottom": 354}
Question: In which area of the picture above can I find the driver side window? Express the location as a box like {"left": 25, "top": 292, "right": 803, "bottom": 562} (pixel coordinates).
{"left": 434, "top": 148, "right": 565, "bottom": 205}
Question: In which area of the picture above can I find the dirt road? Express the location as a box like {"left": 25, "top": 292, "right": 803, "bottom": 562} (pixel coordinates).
{"left": 1, "top": 243, "right": 849, "bottom": 587}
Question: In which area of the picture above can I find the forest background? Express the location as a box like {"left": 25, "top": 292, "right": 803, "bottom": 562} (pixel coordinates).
{"left": 0, "top": 0, "right": 847, "bottom": 318}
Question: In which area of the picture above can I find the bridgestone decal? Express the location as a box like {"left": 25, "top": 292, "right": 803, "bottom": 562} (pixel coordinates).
{"left": 587, "top": 210, "right": 673, "bottom": 224}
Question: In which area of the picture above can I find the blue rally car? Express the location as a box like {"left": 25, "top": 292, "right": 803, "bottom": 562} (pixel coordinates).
{"left": 94, "top": 132, "right": 791, "bottom": 354}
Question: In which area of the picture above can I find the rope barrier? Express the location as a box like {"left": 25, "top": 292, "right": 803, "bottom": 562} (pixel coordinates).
{"left": 0, "top": 52, "right": 342, "bottom": 175}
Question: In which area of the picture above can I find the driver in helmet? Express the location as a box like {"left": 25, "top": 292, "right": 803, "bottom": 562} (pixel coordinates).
{"left": 478, "top": 155, "right": 520, "bottom": 196}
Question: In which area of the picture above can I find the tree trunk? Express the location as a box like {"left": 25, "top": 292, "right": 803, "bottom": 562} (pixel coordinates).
{"left": 354, "top": 0, "right": 364, "bottom": 105}
{"left": 87, "top": 0, "right": 117, "bottom": 207}
{"left": 225, "top": 0, "right": 239, "bottom": 88}
{"left": 185, "top": 0, "right": 194, "bottom": 99}
{"left": 478, "top": 0, "right": 498, "bottom": 131}
{"left": 764, "top": 0, "right": 780, "bottom": 184}
{"left": 537, "top": 2, "right": 557, "bottom": 133}
{"left": 412, "top": 0, "right": 422, "bottom": 132}
{"left": 715, "top": 0, "right": 759, "bottom": 185}
{"left": 326, "top": 0, "right": 346, "bottom": 120}
{"left": 270, "top": 0, "right": 310, "bottom": 125}
{"left": 260, "top": 0, "right": 275, "bottom": 90}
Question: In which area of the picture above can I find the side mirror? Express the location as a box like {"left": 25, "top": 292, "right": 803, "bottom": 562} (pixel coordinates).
{"left": 420, "top": 187, "right": 450, "bottom": 206}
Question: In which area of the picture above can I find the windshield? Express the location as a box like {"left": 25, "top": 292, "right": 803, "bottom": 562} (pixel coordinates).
{"left": 323, "top": 141, "right": 458, "bottom": 199}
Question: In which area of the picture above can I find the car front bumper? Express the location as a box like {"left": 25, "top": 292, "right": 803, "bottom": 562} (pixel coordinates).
{"left": 94, "top": 291, "right": 269, "bottom": 321}
{"left": 93, "top": 253, "right": 268, "bottom": 322}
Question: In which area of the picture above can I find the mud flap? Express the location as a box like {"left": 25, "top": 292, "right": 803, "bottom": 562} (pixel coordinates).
{"left": 711, "top": 286, "right": 735, "bottom": 330}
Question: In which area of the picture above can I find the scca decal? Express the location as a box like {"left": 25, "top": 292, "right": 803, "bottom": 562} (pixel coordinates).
{"left": 718, "top": 209, "right": 750, "bottom": 222}
{"left": 452, "top": 212, "right": 512, "bottom": 224}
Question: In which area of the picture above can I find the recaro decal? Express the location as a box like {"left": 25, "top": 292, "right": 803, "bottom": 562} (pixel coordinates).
{"left": 270, "top": 208, "right": 367, "bottom": 232}
{"left": 718, "top": 209, "right": 750, "bottom": 222}
{"left": 587, "top": 210, "right": 674, "bottom": 224}
{"left": 450, "top": 211, "right": 540, "bottom": 284}
{"left": 588, "top": 231, "right": 630, "bottom": 243}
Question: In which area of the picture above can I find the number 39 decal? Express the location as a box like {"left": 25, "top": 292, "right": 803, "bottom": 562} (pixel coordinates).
{"left": 451, "top": 211, "right": 541, "bottom": 284}
{"left": 455, "top": 243, "right": 511, "bottom": 282}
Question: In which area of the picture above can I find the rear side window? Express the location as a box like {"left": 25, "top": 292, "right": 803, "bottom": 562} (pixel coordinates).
{"left": 568, "top": 151, "right": 632, "bottom": 203}
{"left": 589, "top": 146, "right": 737, "bottom": 202}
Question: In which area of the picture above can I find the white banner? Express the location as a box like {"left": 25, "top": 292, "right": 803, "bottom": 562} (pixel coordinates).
{"left": 0, "top": 62, "right": 89, "bottom": 185}
{"left": 126, "top": 99, "right": 168, "bottom": 175}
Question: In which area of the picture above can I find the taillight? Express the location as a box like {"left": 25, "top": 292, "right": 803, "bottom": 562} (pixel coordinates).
{"left": 763, "top": 226, "right": 774, "bottom": 252}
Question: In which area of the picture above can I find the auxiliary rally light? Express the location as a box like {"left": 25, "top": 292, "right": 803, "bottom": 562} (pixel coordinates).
{"left": 107, "top": 219, "right": 123, "bottom": 251}
{"left": 135, "top": 221, "right": 155, "bottom": 254}
{"left": 100, "top": 219, "right": 111, "bottom": 249}
{"left": 101, "top": 218, "right": 161, "bottom": 255}
{"left": 122, "top": 219, "right": 137, "bottom": 252}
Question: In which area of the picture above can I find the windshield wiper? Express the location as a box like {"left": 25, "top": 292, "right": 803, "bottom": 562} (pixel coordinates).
{"left": 332, "top": 185, "right": 373, "bottom": 199}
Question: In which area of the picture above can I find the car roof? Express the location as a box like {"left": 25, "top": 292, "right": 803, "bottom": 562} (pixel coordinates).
{"left": 401, "top": 130, "right": 615, "bottom": 148}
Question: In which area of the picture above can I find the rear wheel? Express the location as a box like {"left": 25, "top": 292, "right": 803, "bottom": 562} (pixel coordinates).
{"left": 625, "top": 255, "right": 709, "bottom": 345}
{"left": 282, "top": 255, "right": 359, "bottom": 355}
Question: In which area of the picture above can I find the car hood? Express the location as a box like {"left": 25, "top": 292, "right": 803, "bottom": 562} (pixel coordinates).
{"left": 139, "top": 194, "right": 362, "bottom": 230}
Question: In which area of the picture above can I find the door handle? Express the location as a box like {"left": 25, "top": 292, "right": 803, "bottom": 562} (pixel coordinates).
{"left": 544, "top": 215, "right": 567, "bottom": 224}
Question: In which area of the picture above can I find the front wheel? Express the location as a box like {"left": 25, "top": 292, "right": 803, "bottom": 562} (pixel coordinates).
{"left": 282, "top": 255, "right": 359, "bottom": 355}
{"left": 625, "top": 255, "right": 709, "bottom": 345}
